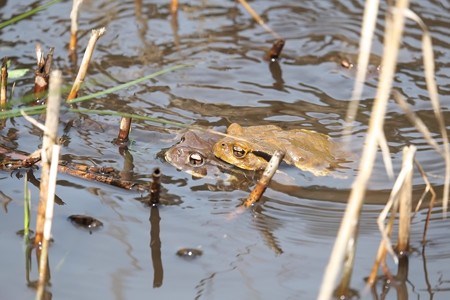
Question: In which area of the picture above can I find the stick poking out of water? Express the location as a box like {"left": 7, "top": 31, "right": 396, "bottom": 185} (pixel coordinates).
{"left": 70, "top": 0, "right": 84, "bottom": 53}
{"left": 67, "top": 27, "right": 106, "bottom": 101}
{"left": 243, "top": 150, "right": 284, "bottom": 207}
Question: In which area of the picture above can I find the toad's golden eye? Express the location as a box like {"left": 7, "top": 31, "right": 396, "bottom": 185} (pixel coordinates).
{"left": 188, "top": 152, "right": 205, "bottom": 166}
{"left": 232, "top": 145, "right": 247, "bottom": 158}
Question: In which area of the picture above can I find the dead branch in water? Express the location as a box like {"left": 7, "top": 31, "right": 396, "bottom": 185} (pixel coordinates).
{"left": 67, "top": 27, "right": 106, "bottom": 101}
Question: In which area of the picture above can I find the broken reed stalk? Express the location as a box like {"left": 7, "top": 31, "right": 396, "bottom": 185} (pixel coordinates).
{"left": 414, "top": 160, "right": 436, "bottom": 243}
{"left": 317, "top": 1, "right": 410, "bottom": 299}
{"left": 70, "top": 0, "right": 83, "bottom": 52}
{"left": 36, "top": 144, "right": 60, "bottom": 300}
{"left": 67, "top": 27, "right": 106, "bottom": 101}
{"left": 150, "top": 168, "right": 161, "bottom": 205}
{"left": 404, "top": 10, "right": 450, "bottom": 215}
{"left": 34, "top": 70, "right": 62, "bottom": 249}
{"left": 343, "top": 0, "right": 380, "bottom": 138}
{"left": 397, "top": 148, "right": 413, "bottom": 253}
{"left": 34, "top": 70, "right": 61, "bottom": 300}
{"left": 34, "top": 44, "right": 54, "bottom": 101}
{"left": 243, "top": 150, "right": 284, "bottom": 207}
{"left": 368, "top": 146, "right": 416, "bottom": 284}
{"left": 1, "top": 58, "right": 7, "bottom": 109}
{"left": 170, "top": 0, "right": 178, "bottom": 15}
{"left": 236, "top": 0, "right": 282, "bottom": 40}
{"left": 116, "top": 116, "right": 132, "bottom": 144}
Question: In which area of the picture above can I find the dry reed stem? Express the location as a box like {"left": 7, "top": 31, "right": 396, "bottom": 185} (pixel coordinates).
{"left": 70, "top": 0, "right": 84, "bottom": 51}
{"left": 402, "top": 9, "right": 450, "bottom": 215}
{"left": 170, "top": 0, "right": 178, "bottom": 15}
{"left": 116, "top": 117, "right": 132, "bottom": 143}
{"left": 378, "top": 130, "right": 394, "bottom": 179}
{"left": 318, "top": 1, "right": 410, "bottom": 299}
{"left": 343, "top": 0, "right": 380, "bottom": 138}
{"left": 243, "top": 150, "right": 284, "bottom": 207}
{"left": 36, "top": 144, "right": 60, "bottom": 300}
{"left": 398, "top": 147, "right": 413, "bottom": 253}
{"left": 236, "top": 0, "right": 282, "bottom": 39}
{"left": 377, "top": 146, "right": 415, "bottom": 264}
{"left": 1, "top": 58, "right": 7, "bottom": 109}
{"left": 67, "top": 27, "right": 106, "bottom": 101}
{"left": 392, "top": 91, "right": 442, "bottom": 154}
{"left": 413, "top": 159, "right": 436, "bottom": 243}
{"left": 34, "top": 70, "right": 62, "bottom": 248}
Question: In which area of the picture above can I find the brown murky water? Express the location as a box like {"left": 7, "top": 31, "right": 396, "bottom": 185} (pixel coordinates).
{"left": 1, "top": 0, "right": 450, "bottom": 299}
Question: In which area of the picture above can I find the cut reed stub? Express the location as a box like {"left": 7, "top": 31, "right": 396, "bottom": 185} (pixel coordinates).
{"left": 115, "top": 117, "right": 132, "bottom": 144}
{"left": 150, "top": 167, "right": 161, "bottom": 205}
{"left": 1, "top": 58, "right": 7, "bottom": 109}
{"left": 264, "top": 39, "right": 285, "bottom": 62}
{"left": 34, "top": 45, "right": 55, "bottom": 103}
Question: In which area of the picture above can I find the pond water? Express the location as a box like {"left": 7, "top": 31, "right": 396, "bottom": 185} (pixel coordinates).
{"left": 1, "top": 0, "right": 450, "bottom": 299}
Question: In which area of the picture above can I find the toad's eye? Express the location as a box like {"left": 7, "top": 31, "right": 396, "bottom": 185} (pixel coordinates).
{"left": 232, "top": 145, "right": 247, "bottom": 158}
{"left": 189, "top": 153, "right": 205, "bottom": 166}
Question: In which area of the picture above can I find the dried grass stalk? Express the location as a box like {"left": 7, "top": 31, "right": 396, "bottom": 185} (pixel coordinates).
{"left": 318, "top": 1, "right": 410, "bottom": 299}
{"left": 402, "top": 9, "right": 449, "bottom": 215}
{"left": 344, "top": 0, "right": 380, "bottom": 137}
{"left": 70, "top": 0, "right": 84, "bottom": 52}
{"left": 236, "top": 0, "right": 281, "bottom": 39}
{"left": 67, "top": 27, "right": 106, "bottom": 101}
{"left": 170, "top": 0, "right": 178, "bottom": 15}
{"left": 33, "top": 70, "right": 62, "bottom": 248}
{"left": 397, "top": 147, "right": 413, "bottom": 253}
{"left": 34, "top": 70, "right": 62, "bottom": 300}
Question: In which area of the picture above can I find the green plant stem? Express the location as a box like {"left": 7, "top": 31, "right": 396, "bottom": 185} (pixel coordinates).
{"left": 0, "top": 0, "right": 62, "bottom": 30}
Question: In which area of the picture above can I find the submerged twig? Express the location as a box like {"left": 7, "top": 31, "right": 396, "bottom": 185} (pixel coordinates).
{"left": 67, "top": 27, "right": 106, "bottom": 101}
{"left": 243, "top": 150, "right": 284, "bottom": 207}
